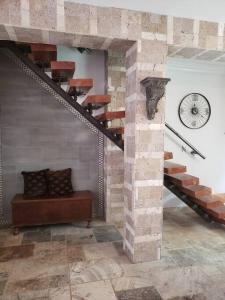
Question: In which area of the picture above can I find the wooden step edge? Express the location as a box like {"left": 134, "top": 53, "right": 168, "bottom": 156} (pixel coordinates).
{"left": 207, "top": 204, "right": 225, "bottom": 219}
{"left": 50, "top": 61, "right": 76, "bottom": 70}
{"left": 67, "top": 79, "right": 94, "bottom": 96}
{"left": 180, "top": 185, "right": 212, "bottom": 198}
{"left": 95, "top": 111, "right": 125, "bottom": 121}
{"left": 191, "top": 195, "right": 225, "bottom": 209}
{"left": 68, "top": 79, "right": 93, "bottom": 88}
{"left": 164, "top": 173, "right": 199, "bottom": 187}
{"left": 164, "top": 152, "right": 173, "bottom": 160}
{"left": 164, "top": 162, "right": 187, "bottom": 175}
{"left": 30, "top": 43, "right": 57, "bottom": 52}
{"left": 82, "top": 95, "right": 111, "bottom": 107}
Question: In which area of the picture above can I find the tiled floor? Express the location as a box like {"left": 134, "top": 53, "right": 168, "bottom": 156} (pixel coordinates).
{"left": 1, "top": 207, "right": 225, "bottom": 299}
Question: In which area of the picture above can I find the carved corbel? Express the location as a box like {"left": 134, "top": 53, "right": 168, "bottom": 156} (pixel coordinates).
{"left": 141, "top": 77, "right": 170, "bottom": 120}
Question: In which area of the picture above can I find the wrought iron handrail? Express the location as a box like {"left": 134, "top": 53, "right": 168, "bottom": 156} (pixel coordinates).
{"left": 165, "top": 123, "right": 206, "bottom": 159}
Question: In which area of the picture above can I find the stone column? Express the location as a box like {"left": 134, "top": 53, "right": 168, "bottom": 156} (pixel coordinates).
{"left": 104, "top": 50, "right": 126, "bottom": 227}
{"left": 124, "top": 40, "right": 168, "bottom": 263}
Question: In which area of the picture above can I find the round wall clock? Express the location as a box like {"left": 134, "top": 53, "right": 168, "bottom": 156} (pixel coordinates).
{"left": 178, "top": 93, "right": 211, "bottom": 129}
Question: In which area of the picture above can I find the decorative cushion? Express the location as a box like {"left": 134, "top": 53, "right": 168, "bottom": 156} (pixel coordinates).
{"left": 21, "top": 169, "right": 49, "bottom": 197}
{"left": 46, "top": 168, "right": 73, "bottom": 196}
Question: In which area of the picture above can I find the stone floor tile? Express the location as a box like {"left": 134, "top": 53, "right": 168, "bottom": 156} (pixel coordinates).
{"left": 115, "top": 286, "right": 163, "bottom": 300}
{"left": 66, "top": 231, "right": 96, "bottom": 245}
{"left": 49, "top": 285, "right": 70, "bottom": 300}
{"left": 0, "top": 280, "right": 7, "bottom": 296}
{"left": 0, "top": 244, "right": 34, "bottom": 262}
{"left": 93, "top": 225, "right": 123, "bottom": 243}
{"left": 111, "top": 276, "right": 153, "bottom": 292}
{"left": 67, "top": 245, "right": 86, "bottom": 263}
{"left": 70, "top": 258, "right": 123, "bottom": 285}
{"left": 167, "top": 295, "right": 206, "bottom": 300}
{"left": 22, "top": 231, "right": 51, "bottom": 244}
{"left": 4, "top": 276, "right": 49, "bottom": 295}
{"left": 51, "top": 235, "right": 65, "bottom": 242}
{"left": 71, "top": 280, "right": 117, "bottom": 300}
{"left": 151, "top": 266, "right": 209, "bottom": 299}
{"left": 83, "top": 242, "right": 120, "bottom": 260}
{"left": 47, "top": 264, "right": 69, "bottom": 277}
{"left": 49, "top": 274, "right": 69, "bottom": 289}
{"left": 3, "top": 233, "right": 23, "bottom": 247}
{"left": 168, "top": 248, "right": 204, "bottom": 267}
{"left": 9, "top": 288, "right": 49, "bottom": 300}
{"left": 51, "top": 224, "right": 82, "bottom": 236}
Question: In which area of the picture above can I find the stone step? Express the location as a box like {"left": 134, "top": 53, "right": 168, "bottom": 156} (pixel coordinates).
{"left": 29, "top": 43, "right": 57, "bottom": 68}
{"left": 180, "top": 185, "right": 212, "bottom": 198}
{"left": 50, "top": 61, "right": 75, "bottom": 83}
{"left": 95, "top": 111, "right": 125, "bottom": 121}
{"left": 82, "top": 95, "right": 111, "bottom": 109}
{"left": 164, "top": 162, "right": 186, "bottom": 174}
{"left": 68, "top": 78, "right": 93, "bottom": 96}
{"left": 165, "top": 173, "right": 199, "bottom": 187}
{"left": 192, "top": 195, "right": 224, "bottom": 209}
{"left": 164, "top": 151, "right": 173, "bottom": 160}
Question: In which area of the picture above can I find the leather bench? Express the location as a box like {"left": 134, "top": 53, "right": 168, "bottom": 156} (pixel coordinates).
{"left": 11, "top": 191, "right": 93, "bottom": 234}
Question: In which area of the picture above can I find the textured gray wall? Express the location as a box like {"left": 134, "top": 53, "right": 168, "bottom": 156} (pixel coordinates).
{"left": 0, "top": 51, "right": 101, "bottom": 222}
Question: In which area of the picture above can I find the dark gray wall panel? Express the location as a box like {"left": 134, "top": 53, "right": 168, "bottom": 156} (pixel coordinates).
{"left": 0, "top": 51, "right": 103, "bottom": 223}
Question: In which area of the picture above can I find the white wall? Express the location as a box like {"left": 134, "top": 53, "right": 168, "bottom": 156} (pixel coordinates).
{"left": 70, "top": 0, "right": 225, "bottom": 22}
{"left": 164, "top": 58, "right": 225, "bottom": 207}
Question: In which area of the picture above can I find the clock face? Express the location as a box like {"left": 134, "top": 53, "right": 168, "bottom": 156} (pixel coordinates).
{"left": 178, "top": 93, "right": 211, "bottom": 129}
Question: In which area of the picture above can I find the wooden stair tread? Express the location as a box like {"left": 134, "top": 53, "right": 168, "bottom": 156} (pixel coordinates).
{"left": 51, "top": 61, "right": 75, "bottom": 82}
{"left": 108, "top": 127, "right": 124, "bottom": 135}
{"left": 180, "top": 185, "right": 212, "bottom": 198}
{"left": 208, "top": 205, "right": 225, "bottom": 218}
{"left": 164, "top": 162, "right": 186, "bottom": 174}
{"left": 164, "top": 152, "right": 173, "bottom": 160}
{"left": 30, "top": 43, "right": 57, "bottom": 67}
{"left": 192, "top": 195, "right": 224, "bottom": 209}
{"left": 68, "top": 79, "right": 93, "bottom": 96}
{"left": 165, "top": 173, "right": 199, "bottom": 187}
{"left": 96, "top": 111, "right": 125, "bottom": 121}
{"left": 82, "top": 95, "right": 111, "bottom": 108}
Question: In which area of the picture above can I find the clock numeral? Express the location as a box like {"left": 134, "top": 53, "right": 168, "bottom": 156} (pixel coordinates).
{"left": 180, "top": 108, "right": 184, "bottom": 114}
{"left": 191, "top": 121, "right": 197, "bottom": 127}
{"left": 205, "top": 108, "right": 209, "bottom": 115}
{"left": 192, "top": 94, "right": 198, "bottom": 102}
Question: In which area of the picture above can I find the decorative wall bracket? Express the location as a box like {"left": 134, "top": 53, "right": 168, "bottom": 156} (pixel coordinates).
{"left": 141, "top": 77, "right": 170, "bottom": 120}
